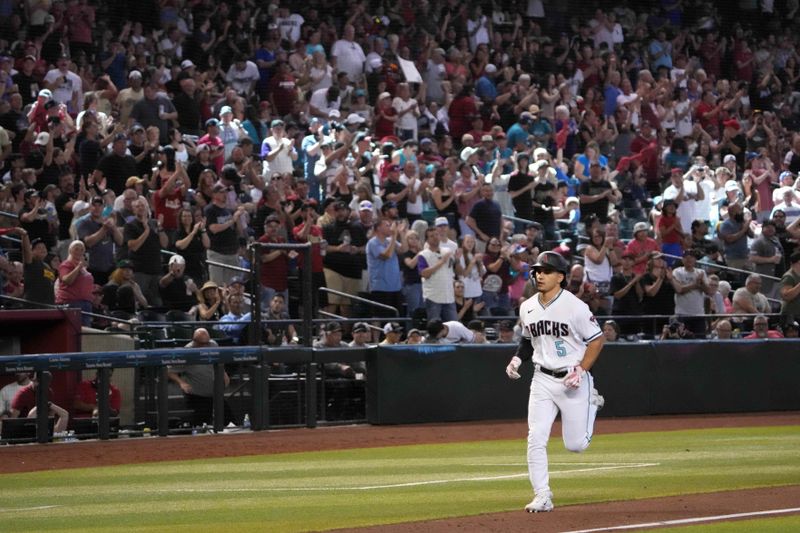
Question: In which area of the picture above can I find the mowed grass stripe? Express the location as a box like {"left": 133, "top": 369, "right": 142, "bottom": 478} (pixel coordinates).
{"left": 0, "top": 426, "right": 798, "bottom": 533}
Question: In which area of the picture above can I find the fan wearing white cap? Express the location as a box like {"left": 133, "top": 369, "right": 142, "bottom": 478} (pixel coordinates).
{"left": 160, "top": 254, "right": 199, "bottom": 312}
{"left": 218, "top": 105, "right": 247, "bottom": 160}
{"left": 623, "top": 222, "right": 659, "bottom": 275}
{"left": 475, "top": 64, "right": 498, "bottom": 102}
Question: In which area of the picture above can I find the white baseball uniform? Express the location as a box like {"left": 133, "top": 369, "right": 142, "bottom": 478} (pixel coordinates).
{"left": 517, "top": 288, "right": 603, "bottom": 498}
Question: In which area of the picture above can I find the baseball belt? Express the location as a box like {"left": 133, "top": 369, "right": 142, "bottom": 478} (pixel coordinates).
{"left": 535, "top": 365, "right": 568, "bottom": 379}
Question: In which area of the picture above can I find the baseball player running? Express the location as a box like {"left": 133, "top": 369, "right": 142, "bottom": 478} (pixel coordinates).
{"left": 506, "top": 251, "right": 605, "bottom": 513}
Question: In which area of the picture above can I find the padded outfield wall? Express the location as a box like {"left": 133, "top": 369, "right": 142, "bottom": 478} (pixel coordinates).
{"left": 366, "top": 341, "right": 800, "bottom": 424}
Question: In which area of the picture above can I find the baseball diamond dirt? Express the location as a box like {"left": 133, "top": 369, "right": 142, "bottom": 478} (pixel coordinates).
{"left": 2, "top": 411, "right": 799, "bottom": 532}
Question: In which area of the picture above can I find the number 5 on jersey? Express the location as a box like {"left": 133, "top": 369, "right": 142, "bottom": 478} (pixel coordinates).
{"left": 555, "top": 340, "right": 566, "bottom": 357}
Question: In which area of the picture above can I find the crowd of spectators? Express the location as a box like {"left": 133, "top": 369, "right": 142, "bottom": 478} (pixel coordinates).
{"left": 1, "top": 0, "right": 800, "bottom": 345}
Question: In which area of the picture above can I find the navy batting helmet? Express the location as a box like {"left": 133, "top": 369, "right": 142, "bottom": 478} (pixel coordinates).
{"left": 532, "top": 251, "right": 569, "bottom": 287}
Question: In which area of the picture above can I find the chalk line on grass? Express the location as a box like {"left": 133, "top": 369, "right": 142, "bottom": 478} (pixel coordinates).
{"left": 0, "top": 505, "right": 61, "bottom": 513}
{"left": 561, "top": 506, "right": 800, "bottom": 533}
{"left": 149, "top": 462, "right": 659, "bottom": 493}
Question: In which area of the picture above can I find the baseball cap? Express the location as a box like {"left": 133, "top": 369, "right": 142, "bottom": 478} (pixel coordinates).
{"left": 528, "top": 104, "right": 541, "bottom": 115}
{"left": 434, "top": 216, "right": 450, "bottom": 227}
{"left": 34, "top": 132, "right": 50, "bottom": 146}
{"left": 24, "top": 189, "right": 38, "bottom": 200}
{"left": 633, "top": 222, "right": 650, "bottom": 234}
{"left": 460, "top": 147, "right": 477, "bottom": 161}
{"left": 211, "top": 183, "right": 228, "bottom": 193}
{"left": 481, "top": 134, "right": 493, "bottom": 142}
{"left": 378, "top": 92, "right": 391, "bottom": 100}
{"left": 511, "top": 244, "right": 527, "bottom": 255}
{"left": 219, "top": 105, "right": 233, "bottom": 117}
{"left": 779, "top": 171, "right": 794, "bottom": 181}
{"left": 205, "top": 118, "right": 220, "bottom": 128}
{"left": 38, "top": 88, "right": 52, "bottom": 99}
{"left": 72, "top": 200, "right": 89, "bottom": 214}
{"left": 383, "top": 322, "right": 404, "bottom": 334}
{"left": 128, "top": 70, "right": 142, "bottom": 79}
{"left": 723, "top": 118, "right": 741, "bottom": 130}
{"left": 387, "top": 163, "right": 401, "bottom": 172}
{"left": 723, "top": 154, "right": 737, "bottom": 164}
{"left": 270, "top": 119, "right": 285, "bottom": 128}
{"left": 328, "top": 109, "right": 341, "bottom": 119}
{"left": 345, "top": 113, "right": 366, "bottom": 125}
{"left": 484, "top": 63, "right": 497, "bottom": 74}
{"left": 381, "top": 201, "right": 397, "bottom": 212}
{"left": 497, "top": 320, "right": 514, "bottom": 332}
{"left": 168, "top": 254, "right": 186, "bottom": 265}
{"left": 353, "top": 88, "right": 366, "bottom": 97}
{"left": 90, "top": 195, "right": 104, "bottom": 205}
{"left": 724, "top": 180, "right": 740, "bottom": 193}
{"left": 112, "top": 132, "right": 127, "bottom": 142}
{"left": 228, "top": 276, "right": 245, "bottom": 286}
{"left": 117, "top": 259, "right": 134, "bottom": 269}
{"left": 180, "top": 59, "right": 195, "bottom": 70}
{"left": 265, "top": 214, "right": 281, "bottom": 225}
{"left": 126, "top": 176, "right": 145, "bottom": 189}
{"left": 359, "top": 200, "right": 373, "bottom": 211}
{"left": 352, "top": 322, "right": 370, "bottom": 333}
{"left": 407, "top": 328, "right": 422, "bottom": 338}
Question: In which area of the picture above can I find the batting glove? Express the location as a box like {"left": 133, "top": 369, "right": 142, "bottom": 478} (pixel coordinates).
{"left": 506, "top": 356, "right": 522, "bottom": 380}
{"left": 564, "top": 366, "right": 584, "bottom": 389}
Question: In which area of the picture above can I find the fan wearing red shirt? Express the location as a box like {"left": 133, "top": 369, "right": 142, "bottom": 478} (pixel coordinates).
{"left": 258, "top": 214, "right": 291, "bottom": 310}
{"left": 73, "top": 371, "right": 122, "bottom": 417}
{"left": 624, "top": 222, "right": 660, "bottom": 275}
{"left": 449, "top": 85, "right": 479, "bottom": 143}
{"left": 153, "top": 166, "right": 188, "bottom": 243}
{"left": 292, "top": 201, "right": 327, "bottom": 311}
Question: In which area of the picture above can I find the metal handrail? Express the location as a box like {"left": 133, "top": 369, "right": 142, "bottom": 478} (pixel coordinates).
{"left": 318, "top": 287, "right": 399, "bottom": 317}
{"left": 0, "top": 210, "right": 19, "bottom": 219}
{"left": 318, "top": 310, "right": 385, "bottom": 332}
{"left": 660, "top": 252, "right": 781, "bottom": 281}
{"left": 0, "top": 294, "right": 137, "bottom": 325}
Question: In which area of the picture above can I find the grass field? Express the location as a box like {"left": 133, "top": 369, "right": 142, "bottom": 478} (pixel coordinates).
{"left": 1, "top": 425, "right": 799, "bottom": 532}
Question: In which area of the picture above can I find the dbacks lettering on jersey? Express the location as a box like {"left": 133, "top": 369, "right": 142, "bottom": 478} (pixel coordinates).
{"left": 527, "top": 320, "right": 570, "bottom": 338}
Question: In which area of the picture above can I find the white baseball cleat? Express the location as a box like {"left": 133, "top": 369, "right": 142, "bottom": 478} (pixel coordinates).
{"left": 591, "top": 387, "right": 605, "bottom": 410}
{"left": 525, "top": 490, "right": 554, "bottom": 513}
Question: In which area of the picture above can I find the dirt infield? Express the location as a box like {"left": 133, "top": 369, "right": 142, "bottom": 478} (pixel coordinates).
{"left": 2, "top": 412, "right": 799, "bottom": 532}
{"left": 336, "top": 485, "right": 800, "bottom": 533}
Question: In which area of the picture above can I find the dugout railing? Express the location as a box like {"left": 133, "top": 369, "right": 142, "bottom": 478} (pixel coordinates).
{"left": 0, "top": 344, "right": 373, "bottom": 444}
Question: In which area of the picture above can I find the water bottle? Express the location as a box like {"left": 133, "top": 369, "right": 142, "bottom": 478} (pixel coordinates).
{"left": 243, "top": 413, "right": 251, "bottom": 429}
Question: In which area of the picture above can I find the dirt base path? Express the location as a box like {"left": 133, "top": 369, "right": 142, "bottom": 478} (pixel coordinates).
{"left": 334, "top": 485, "right": 800, "bottom": 533}
{"left": 2, "top": 411, "right": 798, "bottom": 474}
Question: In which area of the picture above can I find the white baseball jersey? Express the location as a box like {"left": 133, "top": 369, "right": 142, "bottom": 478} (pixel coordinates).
{"left": 519, "top": 289, "right": 602, "bottom": 370}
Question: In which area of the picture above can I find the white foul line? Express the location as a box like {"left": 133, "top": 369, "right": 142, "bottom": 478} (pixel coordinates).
{"left": 0, "top": 505, "right": 61, "bottom": 513}
{"left": 152, "top": 463, "right": 658, "bottom": 493}
{"left": 561, "top": 506, "right": 800, "bottom": 533}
